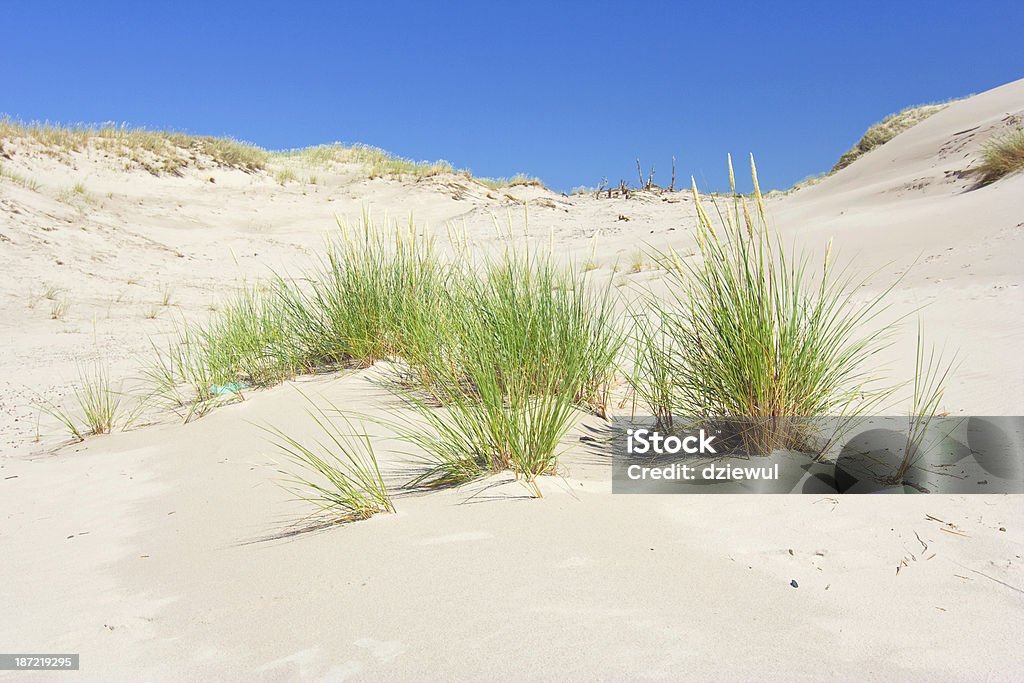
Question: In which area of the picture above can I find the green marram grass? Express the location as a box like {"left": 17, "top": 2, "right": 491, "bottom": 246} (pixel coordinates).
{"left": 276, "top": 216, "right": 445, "bottom": 370}
{"left": 890, "top": 323, "right": 959, "bottom": 483}
{"left": 631, "top": 155, "right": 907, "bottom": 452}
{"left": 135, "top": 178, "right": 954, "bottom": 505}
{"left": 265, "top": 395, "right": 394, "bottom": 523}
{"left": 40, "top": 363, "right": 130, "bottom": 440}
{"left": 392, "top": 247, "right": 621, "bottom": 492}
{"left": 144, "top": 214, "right": 621, "bottom": 491}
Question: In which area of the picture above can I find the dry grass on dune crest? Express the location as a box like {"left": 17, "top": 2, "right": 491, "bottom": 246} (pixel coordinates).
{"left": 474, "top": 173, "right": 545, "bottom": 190}
{"left": 0, "top": 117, "right": 269, "bottom": 174}
{"left": 773, "top": 99, "right": 960, "bottom": 195}
{"left": 1, "top": 117, "right": 547, "bottom": 187}
{"left": 272, "top": 143, "right": 458, "bottom": 179}
{"left": 831, "top": 101, "right": 956, "bottom": 172}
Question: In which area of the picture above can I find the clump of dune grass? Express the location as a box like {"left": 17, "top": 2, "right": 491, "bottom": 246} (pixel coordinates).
{"left": 40, "top": 364, "right": 125, "bottom": 440}
{"left": 475, "top": 173, "right": 545, "bottom": 190}
{"left": 143, "top": 325, "right": 244, "bottom": 422}
{"left": 183, "top": 286, "right": 304, "bottom": 388}
{"left": 143, "top": 218, "right": 446, "bottom": 418}
{"left": 889, "top": 324, "right": 959, "bottom": 483}
{"left": 972, "top": 128, "right": 1024, "bottom": 186}
{"left": 49, "top": 298, "right": 69, "bottom": 319}
{"left": 265, "top": 395, "right": 394, "bottom": 523}
{"left": 150, "top": 214, "right": 618, "bottom": 493}
{"left": 395, "top": 247, "right": 621, "bottom": 493}
{"left": 275, "top": 168, "right": 297, "bottom": 185}
{"left": 629, "top": 249, "right": 646, "bottom": 273}
{"left": 0, "top": 161, "right": 41, "bottom": 191}
{"left": 141, "top": 285, "right": 303, "bottom": 422}
{"left": 631, "top": 155, "right": 904, "bottom": 452}
{"left": 275, "top": 216, "right": 445, "bottom": 370}
{"left": 0, "top": 117, "right": 269, "bottom": 173}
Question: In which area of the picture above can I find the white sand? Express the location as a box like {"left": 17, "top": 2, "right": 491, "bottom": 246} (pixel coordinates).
{"left": 1, "top": 80, "right": 1022, "bottom": 681}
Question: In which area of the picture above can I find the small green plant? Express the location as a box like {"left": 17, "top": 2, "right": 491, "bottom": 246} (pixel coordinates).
{"left": 57, "top": 182, "right": 94, "bottom": 204}
{"left": 0, "top": 162, "right": 41, "bottom": 191}
{"left": 76, "top": 365, "right": 122, "bottom": 435}
{"left": 50, "top": 298, "right": 68, "bottom": 319}
{"left": 275, "top": 168, "right": 297, "bottom": 185}
{"left": 629, "top": 250, "right": 645, "bottom": 273}
{"left": 187, "top": 286, "right": 303, "bottom": 387}
{"left": 264, "top": 395, "right": 394, "bottom": 523}
{"left": 581, "top": 232, "right": 600, "bottom": 272}
{"left": 40, "top": 364, "right": 124, "bottom": 440}
{"left": 973, "top": 128, "right": 1024, "bottom": 186}
{"left": 889, "top": 325, "right": 959, "bottom": 483}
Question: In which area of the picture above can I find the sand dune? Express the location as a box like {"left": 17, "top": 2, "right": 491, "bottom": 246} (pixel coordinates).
{"left": 1, "top": 80, "right": 1022, "bottom": 681}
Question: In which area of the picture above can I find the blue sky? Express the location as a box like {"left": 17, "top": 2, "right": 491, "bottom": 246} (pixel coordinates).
{"left": 3, "top": 1, "right": 1022, "bottom": 192}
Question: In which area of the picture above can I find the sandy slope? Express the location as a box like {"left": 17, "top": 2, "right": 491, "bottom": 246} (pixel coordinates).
{"left": 771, "top": 78, "right": 1024, "bottom": 414}
{"left": 1, "top": 80, "right": 1022, "bottom": 681}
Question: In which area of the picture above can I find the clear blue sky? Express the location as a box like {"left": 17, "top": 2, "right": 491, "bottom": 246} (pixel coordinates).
{"left": 3, "top": 1, "right": 1022, "bottom": 192}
